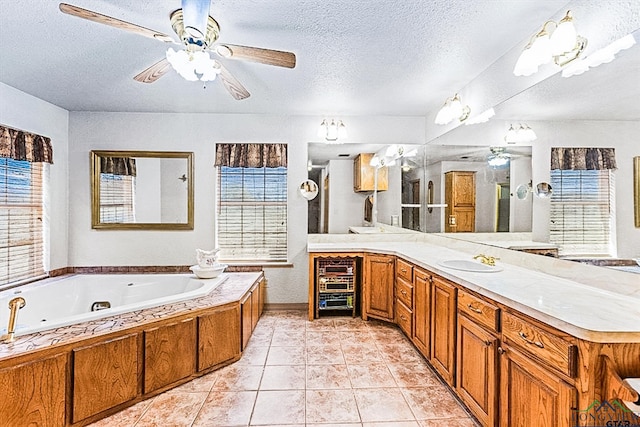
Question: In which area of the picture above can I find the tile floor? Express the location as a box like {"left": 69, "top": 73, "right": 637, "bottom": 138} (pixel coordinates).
{"left": 90, "top": 310, "right": 478, "bottom": 427}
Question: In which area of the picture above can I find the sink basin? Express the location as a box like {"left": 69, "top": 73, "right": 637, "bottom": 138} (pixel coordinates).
{"left": 438, "top": 259, "right": 502, "bottom": 273}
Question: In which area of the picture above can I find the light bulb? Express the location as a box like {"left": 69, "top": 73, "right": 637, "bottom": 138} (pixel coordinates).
{"left": 550, "top": 12, "right": 577, "bottom": 56}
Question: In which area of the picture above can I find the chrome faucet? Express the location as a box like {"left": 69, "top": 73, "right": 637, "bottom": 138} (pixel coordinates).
{"left": 474, "top": 254, "right": 499, "bottom": 266}
{"left": 1, "top": 297, "right": 26, "bottom": 344}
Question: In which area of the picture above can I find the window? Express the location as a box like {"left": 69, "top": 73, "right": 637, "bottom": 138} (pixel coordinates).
{"left": 99, "top": 173, "right": 135, "bottom": 223}
{"left": 217, "top": 166, "right": 287, "bottom": 262}
{"left": 549, "top": 169, "right": 615, "bottom": 256}
{"left": 0, "top": 158, "right": 48, "bottom": 286}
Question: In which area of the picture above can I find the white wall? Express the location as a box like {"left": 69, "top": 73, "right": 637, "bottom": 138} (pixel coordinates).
{"left": 326, "top": 159, "right": 368, "bottom": 233}
{"left": 0, "top": 83, "right": 69, "bottom": 271}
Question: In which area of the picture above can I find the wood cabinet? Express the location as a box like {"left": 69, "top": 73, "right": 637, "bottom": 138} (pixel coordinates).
{"left": 241, "top": 281, "right": 263, "bottom": 350}
{"left": 72, "top": 334, "right": 138, "bottom": 423}
{"left": 412, "top": 267, "right": 431, "bottom": 357}
{"left": 444, "top": 171, "right": 476, "bottom": 232}
{"left": 144, "top": 318, "right": 196, "bottom": 394}
{"left": 0, "top": 353, "right": 67, "bottom": 427}
{"left": 456, "top": 314, "right": 498, "bottom": 427}
{"left": 363, "top": 253, "right": 394, "bottom": 321}
{"left": 394, "top": 258, "right": 413, "bottom": 336}
{"left": 430, "top": 275, "right": 457, "bottom": 385}
{"left": 198, "top": 305, "right": 241, "bottom": 371}
{"left": 354, "top": 153, "right": 388, "bottom": 192}
{"left": 499, "top": 344, "right": 576, "bottom": 427}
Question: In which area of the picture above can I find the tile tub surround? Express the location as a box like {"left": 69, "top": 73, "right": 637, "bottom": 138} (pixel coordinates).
{"left": 308, "top": 234, "right": 640, "bottom": 343}
{"left": 89, "top": 310, "right": 477, "bottom": 427}
{"left": 0, "top": 272, "right": 262, "bottom": 360}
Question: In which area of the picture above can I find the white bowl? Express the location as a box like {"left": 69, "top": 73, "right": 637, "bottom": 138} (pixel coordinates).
{"left": 190, "top": 264, "right": 227, "bottom": 279}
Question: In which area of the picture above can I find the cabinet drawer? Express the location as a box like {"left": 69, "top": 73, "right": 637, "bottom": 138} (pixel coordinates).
{"left": 502, "top": 311, "right": 577, "bottom": 378}
{"left": 395, "top": 277, "right": 413, "bottom": 309}
{"left": 396, "top": 258, "right": 413, "bottom": 282}
{"left": 396, "top": 299, "right": 412, "bottom": 336}
{"left": 457, "top": 290, "right": 500, "bottom": 333}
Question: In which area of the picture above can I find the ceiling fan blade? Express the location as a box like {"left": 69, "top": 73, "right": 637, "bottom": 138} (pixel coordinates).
{"left": 134, "top": 58, "right": 172, "bottom": 83}
{"left": 59, "top": 3, "right": 174, "bottom": 43}
{"left": 216, "top": 44, "right": 296, "bottom": 68}
{"left": 218, "top": 64, "right": 250, "bottom": 100}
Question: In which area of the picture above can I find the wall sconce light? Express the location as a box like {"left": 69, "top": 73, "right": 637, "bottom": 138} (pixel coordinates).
{"left": 434, "top": 94, "right": 471, "bottom": 125}
{"left": 318, "top": 119, "right": 347, "bottom": 143}
{"left": 562, "top": 33, "right": 636, "bottom": 78}
{"left": 465, "top": 108, "right": 495, "bottom": 125}
{"left": 369, "top": 144, "right": 418, "bottom": 168}
{"left": 513, "top": 10, "right": 587, "bottom": 77}
{"left": 504, "top": 123, "right": 537, "bottom": 144}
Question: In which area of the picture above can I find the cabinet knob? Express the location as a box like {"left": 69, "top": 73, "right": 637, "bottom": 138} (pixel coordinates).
{"left": 484, "top": 340, "right": 492, "bottom": 346}
{"left": 497, "top": 346, "right": 506, "bottom": 355}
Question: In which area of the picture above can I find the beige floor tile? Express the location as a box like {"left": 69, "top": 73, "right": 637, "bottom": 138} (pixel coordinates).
{"left": 401, "top": 387, "right": 469, "bottom": 420}
{"left": 88, "top": 398, "right": 154, "bottom": 426}
{"left": 251, "top": 390, "right": 306, "bottom": 425}
{"left": 347, "top": 363, "right": 397, "bottom": 388}
{"left": 266, "top": 345, "right": 306, "bottom": 365}
{"left": 307, "top": 364, "right": 352, "bottom": 389}
{"left": 306, "top": 317, "right": 336, "bottom": 330}
{"left": 339, "top": 331, "right": 375, "bottom": 345}
{"left": 363, "top": 422, "right": 420, "bottom": 427}
{"left": 134, "top": 391, "right": 207, "bottom": 427}
{"left": 213, "top": 365, "right": 264, "bottom": 391}
{"left": 234, "top": 345, "right": 270, "bottom": 366}
{"left": 387, "top": 363, "right": 441, "bottom": 388}
{"left": 166, "top": 371, "right": 218, "bottom": 393}
{"left": 307, "top": 330, "right": 341, "bottom": 346}
{"left": 341, "top": 343, "right": 384, "bottom": 364}
{"left": 271, "top": 329, "right": 306, "bottom": 346}
{"left": 307, "top": 424, "right": 362, "bottom": 427}
{"left": 354, "top": 388, "right": 415, "bottom": 422}
{"left": 306, "top": 389, "right": 361, "bottom": 424}
{"left": 334, "top": 317, "right": 370, "bottom": 331}
{"left": 377, "top": 342, "right": 426, "bottom": 364}
{"left": 192, "top": 390, "right": 256, "bottom": 426}
{"left": 307, "top": 344, "right": 345, "bottom": 364}
{"left": 419, "top": 418, "right": 478, "bottom": 426}
{"left": 260, "top": 365, "right": 306, "bottom": 389}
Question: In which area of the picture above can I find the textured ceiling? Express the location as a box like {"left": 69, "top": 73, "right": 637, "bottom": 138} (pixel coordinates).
{"left": 0, "top": 0, "right": 576, "bottom": 116}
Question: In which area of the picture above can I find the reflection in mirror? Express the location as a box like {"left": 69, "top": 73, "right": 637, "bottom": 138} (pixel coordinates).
{"left": 91, "top": 150, "right": 194, "bottom": 230}
{"left": 516, "top": 182, "right": 532, "bottom": 200}
{"left": 299, "top": 179, "right": 319, "bottom": 200}
{"left": 534, "top": 182, "right": 553, "bottom": 198}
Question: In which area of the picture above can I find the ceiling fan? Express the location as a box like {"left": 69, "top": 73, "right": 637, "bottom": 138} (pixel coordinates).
{"left": 58, "top": 0, "right": 297, "bottom": 100}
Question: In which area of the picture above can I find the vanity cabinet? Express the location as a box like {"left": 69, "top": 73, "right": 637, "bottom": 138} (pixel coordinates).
{"left": 444, "top": 171, "right": 475, "bottom": 232}
{"left": 241, "top": 280, "right": 263, "bottom": 350}
{"left": 430, "top": 275, "right": 457, "bottom": 385}
{"left": 198, "top": 304, "right": 241, "bottom": 371}
{"left": 456, "top": 291, "right": 500, "bottom": 427}
{"left": 143, "top": 318, "right": 197, "bottom": 394}
{"left": 353, "top": 153, "right": 388, "bottom": 192}
{"left": 394, "top": 258, "right": 414, "bottom": 336}
{"left": 72, "top": 334, "right": 138, "bottom": 423}
{"left": 363, "top": 253, "right": 395, "bottom": 321}
{"left": 0, "top": 353, "right": 67, "bottom": 427}
{"left": 412, "top": 267, "right": 431, "bottom": 357}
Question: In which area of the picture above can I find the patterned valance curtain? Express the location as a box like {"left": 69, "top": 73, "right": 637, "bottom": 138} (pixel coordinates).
{"left": 100, "top": 157, "right": 137, "bottom": 176}
{"left": 214, "top": 143, "right": 288, "bottom": 168}
{"left": 550, "top": 147, "right": 616, "bottom": 170}
{"left": 0, "top": 125, "right": 53, "bottom": 164}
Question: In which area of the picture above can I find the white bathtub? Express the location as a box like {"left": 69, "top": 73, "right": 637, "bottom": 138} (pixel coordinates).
{"left": 0, "top": 273, "right": 227, "bottom": 337}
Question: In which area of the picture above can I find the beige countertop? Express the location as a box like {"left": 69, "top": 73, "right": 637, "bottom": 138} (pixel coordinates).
{"left": 308, "top": 237, "right": 640, "bottom": 343}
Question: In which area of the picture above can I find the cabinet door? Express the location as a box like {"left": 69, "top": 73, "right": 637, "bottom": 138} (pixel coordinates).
{"left": 0, "top": 353, "right": 67, "bottom": 427}
{"left": 452, "top": 172, "right": 475, "bottom": 207}
{"left": 144, "top": 318, "right": 196, "bottom": 394}
{"left": 251, "top": 284, "right": 260, "bottom": 331}
{"left": 73, "top": 334, "right": 138, "bottom": 423}
{"left": 241, "top": 292, "right": 253, "bottom": 350}
{"left": 499, "top": 344, "right": 576, "bottom": 427}
{"left": 412, "top": 267, "right": 431, "bottom": 357}
{"left": 363, "top": 254, "right": 394, "bottom": 321}
{"left": 430, "top": 276, "right": 457, "bottom": 385}
{"left": 198, "top": 304, "right": 241, "bottom": 371}
{"left": 395, "top": 299, "right": 412, "bottom": 336}
{"left": 456, "top": 315, "right": 498, "bottom": 427}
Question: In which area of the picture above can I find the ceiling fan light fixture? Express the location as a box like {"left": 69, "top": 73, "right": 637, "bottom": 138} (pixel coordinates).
{"left": 166, "top": 48, "right": 221, "bottom": 82}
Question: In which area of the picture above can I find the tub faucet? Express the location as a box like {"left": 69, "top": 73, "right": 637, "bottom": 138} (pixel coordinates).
{"left": 474, "top": 254, "right": 499, "bottom": 266}
{"left": 1, "top": 297, "right": 26, "bottom": 344}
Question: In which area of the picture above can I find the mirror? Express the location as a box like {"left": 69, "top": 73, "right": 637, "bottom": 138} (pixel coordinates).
{"left": 534, "top": 182, "right": 553, "bottom": 198}
{"left": 300, "top": 179, "right": 319, "bottom": 200}
{"left": 90, "top": 150, "right": 194, "bottom": 230}
{"left": 516, "top": 182, "right": 531, "bottom": 200}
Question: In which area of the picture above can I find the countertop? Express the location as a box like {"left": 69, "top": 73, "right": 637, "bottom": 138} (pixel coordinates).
{"left": 308, "top": 239, "right": 640, "bottom": 343}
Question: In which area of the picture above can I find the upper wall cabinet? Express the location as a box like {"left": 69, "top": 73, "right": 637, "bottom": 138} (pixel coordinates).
{"left": 90, "top": 150, "right": 194, "bottom": 230}
{"left": 354, "top": 153, "right": 388, "bottom": 192}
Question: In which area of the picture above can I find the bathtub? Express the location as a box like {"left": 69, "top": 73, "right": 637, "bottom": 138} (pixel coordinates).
{"left": 0, "top": 273, "right": 227, "bottom": 337}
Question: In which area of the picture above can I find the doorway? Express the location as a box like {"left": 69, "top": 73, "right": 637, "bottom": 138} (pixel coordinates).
{"left": 496, "top": 183, "right": 510, "bottom": 232}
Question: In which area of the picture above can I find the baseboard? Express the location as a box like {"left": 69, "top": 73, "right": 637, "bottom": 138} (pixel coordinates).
{"left": 264, "top": 303, "right": 308, "bottom": 311}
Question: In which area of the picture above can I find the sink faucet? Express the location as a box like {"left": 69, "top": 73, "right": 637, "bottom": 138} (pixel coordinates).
{"left": 474, "top": 254, "right": 499, "bottom": 266}
{"left": 1, "top": 297, "right": 26, "bottom": 344}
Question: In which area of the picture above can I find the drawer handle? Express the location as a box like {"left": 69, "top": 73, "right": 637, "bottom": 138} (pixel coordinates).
{"left": 519, "top": 331, "right": 544, "bottom": 348}
{"left": 400, "top": 315, "right": 408, "bottom": 321}
{"left": 467, "top": 304, "right": 483, "bottom": 314}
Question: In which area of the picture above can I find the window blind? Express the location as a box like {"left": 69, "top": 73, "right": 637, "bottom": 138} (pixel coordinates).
{"left": 0, "top": 159, "right": 46, "bottom": 286}
{"left": 549, "top": 169, "right": 615, "bottom": 256}
{"left": 99, "top": 173, "right": 136, "bottom": 223}
{"left": 217, "top": 166, "right": 287, "bottom": 262}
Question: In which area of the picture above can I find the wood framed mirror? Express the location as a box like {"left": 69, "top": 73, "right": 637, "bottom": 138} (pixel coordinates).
{"left": 90, "top": 150, "right": 194, "bottom": 230}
